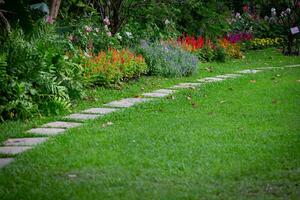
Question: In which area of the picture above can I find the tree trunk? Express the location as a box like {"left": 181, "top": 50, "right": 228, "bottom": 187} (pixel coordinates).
{"left": 50, "top": 0, "right": 61, "bottom": 20}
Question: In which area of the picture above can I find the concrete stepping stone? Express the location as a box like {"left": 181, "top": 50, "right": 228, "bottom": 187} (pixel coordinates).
{"left": 3, "top": 137, "right": 48, "bottom": 146}
{"left": 197, "top": 77, "right": 224, "bottom": 82}
{"left": 0, "top": 158, "right": 14, "bottom": 168}
{"left": 82, "top": 108, "right": 118, "bottom": 115}
{"left": 27, "top": 128, "right": 65, "bottom": 136}
{"left": 0, "top": 146, "right": 32, "bottom": 155}
{"left": 215, "top": 74, "right": 242, "bottom": 79}
{"left": 283, "top": 64, "right": 300, "bottom": 68}
{"left": 237, "top": 69, "right": 262, "bottom": 74}
{"left": 43, "top": 121, "right": 82, "bottom": 129}
{"left": 64, "top": 113, "right": 101, "bottom": 121}
{"left": 170, "top": 83, "right": 201, "bottom": 89}
{"left": 153, "top": 89, "right": 176, "bottom": 94}
{"left": 104, "top": 98, "right": 152, "bottom": 108}
{"left": 142, "top": 92, "right": 170, "bottom": 98}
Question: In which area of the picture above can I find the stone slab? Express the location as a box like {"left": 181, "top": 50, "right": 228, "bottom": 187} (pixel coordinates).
{"left": 170, "top": 83, "right": 201, "bottom": 89}
{"left": 65, "top": 113, "right": 101, "bottom": 121}
{"left": 82, "top": 108, "right": 118, "bottom": 115}
{"left": 43, "top": 121, "right": 82, "bottom": 129}
{"left": 197, "top": 77, "right": 224, "bottom": 82}
{"left": 3, "top": 137, "right": 48, "bottom": 146}
{"left": 283, "top": 64, "right": 300, "bottom": 68}
{"left": 27, "top": 128, "right": 65, "bottom": 136}
{"left": 153, "top": 89, "right": 176, "bottom": 94}
{"left": 104, "top": 98, "right": 152, "bottom": 108}
{"left": 0, "top": 146, "right": 32, "bottom": 155}
{"left": 142, "top": 92, "right": 170, "bottom": 98}
{"left": 215, "top": 74, "right": 242, "bottom": 79}
{"left": 0, "top": 158, "right": 14, "bottom": 168}
{"left": 237, "top": 69, "right": 262, "bottom": 74}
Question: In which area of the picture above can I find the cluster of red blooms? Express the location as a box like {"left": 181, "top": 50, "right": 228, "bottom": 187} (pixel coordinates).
{"left": 177, "top": 35, "right": 215, "bottom": 52}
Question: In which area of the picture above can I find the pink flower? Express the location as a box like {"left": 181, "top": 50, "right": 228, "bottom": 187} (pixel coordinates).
{"left": 103, "top": 16, "right": 110, "bottom": 25}
{"left": 68, "top": 34, "right": 75, "bottom": 42}
{"left": 46, "top": 16, "right": 54, "bottom": 24}
{"left": 107, "top": 32, "right": 112, "bottom": 37}
{"left": 84, "top": 25, "right": 92, "bottom": 33}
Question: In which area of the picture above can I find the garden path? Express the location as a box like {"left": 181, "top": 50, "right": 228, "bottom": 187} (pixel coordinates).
{"left": 0, "top": 64, "right": 299, "bottom": 169}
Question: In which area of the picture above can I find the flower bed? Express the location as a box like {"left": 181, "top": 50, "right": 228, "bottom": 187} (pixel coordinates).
{"left": 83, "top": 49, "right": 148, "bottom": 86}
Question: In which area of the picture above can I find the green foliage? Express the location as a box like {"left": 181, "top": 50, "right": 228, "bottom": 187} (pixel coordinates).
{"left": 138, "top": 41, "right": 199, "bottom": 77}
{"left": 0, "top": 25, "right": 84, "bottom": 121}
{"left": 194, "top": 45, "right": 227, "bottom": 63}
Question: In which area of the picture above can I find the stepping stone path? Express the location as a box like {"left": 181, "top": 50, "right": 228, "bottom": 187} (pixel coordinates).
{"left": 65, "top": 113, "right": 101, "bottom": 121}
{"left": 3, "top": 137, "right": 48, "bottom": 146}
{"left": 104, "top": 98, "right": 152, "bottom": 108}
{"left": 43, "top": 121, "right": 82, "bottom": 129}
{"left": 27, "top": 128, "right": 65, "bottom": 136}
{"left": 0, "top": 158, "right": 14, "bottom": 168}
{"left": 82, "top": 108, "right": 118, "bottom": 115}
{"left": 1, "top": 65, "right": 299, "bottom": 169}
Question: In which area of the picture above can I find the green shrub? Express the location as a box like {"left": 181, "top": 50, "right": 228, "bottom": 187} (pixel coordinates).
{"left": 0, "top": 26, "right": 84, "bottom": 121}
{"left": 138, "top": 41, "right": 199, "bottom": 77}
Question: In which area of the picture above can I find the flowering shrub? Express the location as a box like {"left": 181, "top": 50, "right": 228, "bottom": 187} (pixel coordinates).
{"left": 219, "top": 38, "right": 244, "bottom": 59}
{"left": 83, "top": 49, "right": 148, "bottom": 86}
{"left": 177, "top": 35, "right": 205, "bottom": 52}
{"left": 138, "top": 41, "right": 198, "bottom": 77}
{"left": 246, "top": 38, "right": 282, "bottom": 50}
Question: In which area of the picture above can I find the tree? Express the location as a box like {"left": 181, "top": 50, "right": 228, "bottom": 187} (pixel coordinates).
{"left": 94, "top": 0, "right": 149, "bottom": 34}
{"left": 50, "top": 0, "right": 62, "bottom": 21}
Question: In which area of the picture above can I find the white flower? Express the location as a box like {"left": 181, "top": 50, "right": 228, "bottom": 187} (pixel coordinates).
{"left": 104, "top": 25, "right": 109, "bottom": 31}
{"left": 264, "top": 16, "right": 269, "bottom": 21}
{"left": 286, "top": 8, "right": 291, "bottom": 14}
{"left": 235, "top": 12, "right": 241, "bottom": 19}
{"left": 164, "top": 19, "right": 170, "bottom": 25}
{"left": 107, "top": 32, "right": 112, "bottom": 37}
{"left": 95, "top": 28, "right": 100, "bottom": 33}
{"left": 271, "top": 8, "right": 276, "bottom": 17}
{"left": 125, "top": 31, "right": 133, "bottom": 38}
{"left": 116, "top": 33, "right": 122, "bottom": 40}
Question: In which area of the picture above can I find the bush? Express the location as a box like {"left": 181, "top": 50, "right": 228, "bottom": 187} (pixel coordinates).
{"left": 245, "top": 38, "right": 282, "bottom": 50}
{"left": 0, "top": 26, "right": 84, "bottom": 121}
{"left": 83, "top": 49, "right": 148, "bottom": 86}
{"left": 138, "top": 41, "right": 199, "bottom": 77}
{"left": 219, "top": 38, "right": 244, "bottom": 59}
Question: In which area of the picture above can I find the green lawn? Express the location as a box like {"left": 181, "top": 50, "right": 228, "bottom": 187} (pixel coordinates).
{"left": 0, "top": 48, "right": 300, "bottom": 199}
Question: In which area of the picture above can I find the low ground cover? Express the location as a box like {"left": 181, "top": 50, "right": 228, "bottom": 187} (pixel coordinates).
{"left": 0, "top": 48, "right": 299, "bottom": 199}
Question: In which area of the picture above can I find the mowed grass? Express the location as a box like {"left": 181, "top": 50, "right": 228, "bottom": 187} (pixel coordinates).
{"left": 1, "top": 48, "right": 300, "bottom": 144}
{"left": 0, "top": 62, "right": 299, "bottom": 199}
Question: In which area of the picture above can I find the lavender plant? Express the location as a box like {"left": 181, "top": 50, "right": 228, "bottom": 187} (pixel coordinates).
{"left": 138, "top": 41, "right": 199, "bottom": 77}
